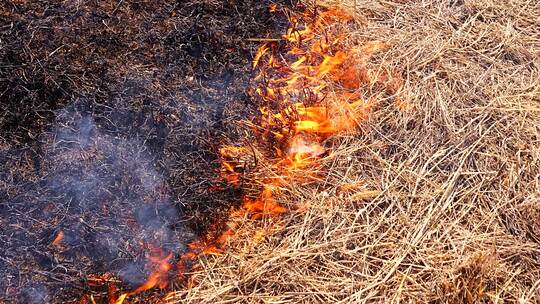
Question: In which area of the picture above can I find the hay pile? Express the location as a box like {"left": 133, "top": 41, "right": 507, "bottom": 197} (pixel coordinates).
{"left": 168, "top": 1, "right": 540, "bottom": 303}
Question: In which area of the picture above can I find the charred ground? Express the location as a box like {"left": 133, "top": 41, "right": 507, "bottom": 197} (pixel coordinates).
{"left": 0, "top": 0, "right": 294, "bottom": 302}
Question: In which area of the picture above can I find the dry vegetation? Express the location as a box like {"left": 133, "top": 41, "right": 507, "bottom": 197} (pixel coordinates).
{"left": 167, "top": 1, "right": 540, "bottom": 303}
{"left": 1, "top": 0, "right": 538, "bottom": 303}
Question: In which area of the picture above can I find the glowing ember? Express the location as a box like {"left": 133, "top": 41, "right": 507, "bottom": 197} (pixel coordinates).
{"left": 52, "top": 230, "right": 64, "bottom": 246}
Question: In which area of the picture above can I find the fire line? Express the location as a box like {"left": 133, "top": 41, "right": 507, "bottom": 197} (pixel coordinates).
{"left": 169, "top": 2, "right": 389, "bottom": 292}
{"left": 110, "top": 4, "right": 402, "bottom": 303}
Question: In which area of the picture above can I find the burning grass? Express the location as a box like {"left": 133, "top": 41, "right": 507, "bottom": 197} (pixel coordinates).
{"left": 166, "top": 0, "right": 540, "bottom": 303}
{"left": 1, "top": 0, "right": 539, "bottom": 303}
{"left": 178, "top": 3, "right": 403, "bottom": 261}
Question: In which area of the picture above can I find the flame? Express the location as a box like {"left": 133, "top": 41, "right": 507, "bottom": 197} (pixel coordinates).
{"left": 114, "top": 246, "right": 173, "bottom": 304}
{"left": 133, "top": 249, "right": 173, "bottom": 293}
{"left": 110, "top": 5, "right": 404, "bottom": 303}
{"left": 202, "top": 6, "right": 402, "bottom": 255}
{"left": 113, "top": 294, "right": 127, "bottom": 304}
{"left": 243, "top": 186, "right": 287, "bottom": 220}
{"left": 175, "top": 7, "right": 385, "bottom": 270}
{"left": 253, "top": 43, "right": 269, "bottom": 68}
{"left": 52, "top": 230, "right": 64, "bottom": 246}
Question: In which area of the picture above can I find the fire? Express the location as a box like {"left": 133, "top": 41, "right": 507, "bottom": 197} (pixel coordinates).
{"left": 203, "top": 4, "right": 401, "bottom": 255}
{"left": 115, "top": 246, "right": 173, "bottom": 304}
{"left": 177, "top": 5, "right": 394, "bottom": 273}
{"left": 253, "top": 44, "right": 269, "bottom": 68}
{"left": 52, "top": 230, "right": 64, "bottom": 246}
{"left": 109, "top": 5, "right": 403, "bottom": 303}
{"left": 131, "top": 248, "right": 173, "bottom": 293}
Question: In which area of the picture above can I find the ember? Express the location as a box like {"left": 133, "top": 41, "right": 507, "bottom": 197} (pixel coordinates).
{"left": 52, "top": 231, "right": 64, "bottom": 247}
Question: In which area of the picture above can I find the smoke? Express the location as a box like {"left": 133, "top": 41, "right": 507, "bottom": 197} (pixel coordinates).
{"left": 21, "top": 285, "right": 50, "bottom": 304}
{"left": 49, "top": 101, "right": 191, "bottom": 282}
{"left": 0, "top": 99, "right": 193, "bottom": 301}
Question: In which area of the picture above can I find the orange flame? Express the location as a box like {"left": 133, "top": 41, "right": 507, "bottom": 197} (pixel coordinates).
{"left": 253, "top": 43, "right": 269, "bottom": 68}
{"left": 114, "top": 246, "right": 173, "bottom": 304}
{"left": 52, "top": 230, "right": 64, "bottom": 246}
{"left": 133, "top": 249, "right": 173, "bottom": 293}
{"left": 110, "top": 6, "right": 403, "bottom": 303}
{"left": 160, "top": 6, "right": 401, "bottom": 302}
{"left": 178, "top": 7, "right": 380, "bottom": 268}
{"left": 206, "top": 6, "right": 401, "bottom": 253}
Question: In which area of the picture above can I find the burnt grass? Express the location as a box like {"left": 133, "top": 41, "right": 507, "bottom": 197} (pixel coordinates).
{"left": 0, "top": 0, "right": 294, "bottom": 302}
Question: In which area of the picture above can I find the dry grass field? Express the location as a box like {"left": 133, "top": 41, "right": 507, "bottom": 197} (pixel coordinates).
{"left": 166, "top": 1, "right": 540, "bottom": 303}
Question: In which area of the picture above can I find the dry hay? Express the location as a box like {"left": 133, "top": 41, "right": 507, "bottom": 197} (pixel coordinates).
{"left": 167, "top": 0, "right": 540, "bottom": 303}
